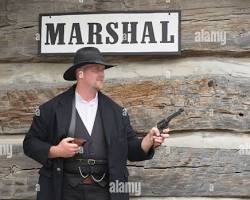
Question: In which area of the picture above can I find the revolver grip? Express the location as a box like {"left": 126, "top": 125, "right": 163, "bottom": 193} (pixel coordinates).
{"left": 157, "top": 119, "right": 169, "bottom": 132}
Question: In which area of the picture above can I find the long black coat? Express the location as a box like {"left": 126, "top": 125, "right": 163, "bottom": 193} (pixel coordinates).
{"left": 23, "top": 85, "right": 154, "bottom": 200}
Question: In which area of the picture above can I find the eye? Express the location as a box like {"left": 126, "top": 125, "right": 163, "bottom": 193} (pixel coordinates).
{"left": 99, "top": 65, "right": 105, "bottom": 71}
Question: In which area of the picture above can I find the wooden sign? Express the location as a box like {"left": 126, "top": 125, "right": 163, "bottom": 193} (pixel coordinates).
{"left": 39, "top": 11, "right": 181, "bottom": 55}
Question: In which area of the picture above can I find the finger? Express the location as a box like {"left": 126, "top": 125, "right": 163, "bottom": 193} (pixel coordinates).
{"left": 69, "top": 152, "right": 76, "bottom": 157}
{"left": 160, "top": 134, "right": 169, "bottom": 138}
{"left": 153, "top": 138, "right": 164, "bottom": 143}
{"left": 153, "top": 134, "right": 169, "bottom": 141}
{"left": 151, "top": 127, "right": 160, "bottom": 136}
{"left": 162, "top": 128, "right": 170, "bottom": 134}
{"left": 64, "top": 137, "right": 75, "bottom": 142}
{"left": 154, "top": 141, "right": 161, "bottom": 146}
{"left": 153, "top": 135, "right": 168, "bottom": 140}
{"left": 154, "top": 142, "right": 161, "bottom": 148}
{"left": 74, "top": 149, "right": 79, "bottom": 154}
{"left": 68, "top": 143, "right": 79, "bottom": 148}
{"left": 72, "top": 145, "right": 80, "bottom": 150}
{"left": 75, "top": 147, "right": 81, "bottom": 154}
{"left": 155, "top": 139, "right": 163, "bottom": 143}
{"left": 69, "top": 149, "right": 78, "bottom": 155}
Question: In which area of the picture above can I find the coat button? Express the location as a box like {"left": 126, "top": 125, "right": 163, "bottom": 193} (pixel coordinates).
{"left": 56, "top": 167, "right": 61, "bottom": 172}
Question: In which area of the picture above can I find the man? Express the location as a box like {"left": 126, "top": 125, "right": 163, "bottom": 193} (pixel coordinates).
{"left": 23, "top": 47, "right": 169, "bottom": 200}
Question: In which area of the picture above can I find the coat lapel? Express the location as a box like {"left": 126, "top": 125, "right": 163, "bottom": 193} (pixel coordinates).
{"left": 98, "top": 92, "right": 116, "bottom": 147}
{"left": 55, "top": 85, "right": 76, "bottom": 141}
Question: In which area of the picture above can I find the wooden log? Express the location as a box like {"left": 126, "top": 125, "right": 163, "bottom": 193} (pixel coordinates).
{"left": 1, "top": 143, "right": 250, "bottom": 199}
{"left": 0, "top": 0, "right": 250, "bottom": 62}
{"left": 1, "top": 74, "right": 250, "bottom": 135}
{"left": 128, "top": 146, "right": 250, "bottom": 197}
{"left": 0, "top": 144, "right": 39, "bottom": 199}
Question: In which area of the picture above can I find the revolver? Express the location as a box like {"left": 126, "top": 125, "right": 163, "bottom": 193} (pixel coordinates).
{"left": 157, "top": 108, "right": 184, "bottom": 132}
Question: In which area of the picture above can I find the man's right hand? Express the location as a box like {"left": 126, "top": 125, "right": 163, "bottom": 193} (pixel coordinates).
{"left": 48, "top": 137, "right": 80, "bottom": 158}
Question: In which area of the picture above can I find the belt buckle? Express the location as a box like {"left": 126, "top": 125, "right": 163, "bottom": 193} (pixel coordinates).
{"left": 87, "top": 159, "right": 96, "bottom": 165}
{"left": 82, "top": 176, "right": 94, "bottom": 185}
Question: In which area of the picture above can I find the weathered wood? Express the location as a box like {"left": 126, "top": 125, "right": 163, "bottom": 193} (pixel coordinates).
{"left": 128, "top": 146, "right": 250, "bottom": 197}
{"left": 0, "top": 86, "right": 68, "bottom": 134}
{"left": 1, "top": 75, "right": 250, "bottom": 135}
{"left": 1, "top": 1, "right": 249, "bottom": 199}
{"left": 0, "top": 168, "right": 39, "bottom": 200}
{"left": 0, "top": 0, "right": 250, "bottom": 62}
{"left": 0, "top": 144, "right": 40, "bottom": 199}
{"left": 1, "top": 144, "right": 250, "bottom": 198}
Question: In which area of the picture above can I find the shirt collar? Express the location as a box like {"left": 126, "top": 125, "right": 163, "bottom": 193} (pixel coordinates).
{"left": 75, "top": 91, "right": 98, "bottom": 105}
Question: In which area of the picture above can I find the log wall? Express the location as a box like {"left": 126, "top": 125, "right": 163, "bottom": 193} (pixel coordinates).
{"left": 0, "top": 0, "right": 250, "bottom": 199}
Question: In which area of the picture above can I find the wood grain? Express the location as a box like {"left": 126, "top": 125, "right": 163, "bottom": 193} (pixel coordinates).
{"left": 1, "top": 144, "right": 250, "bottom": 198}
{"left": 1, "top": 75, "right": 250, "bottom": 135}
{"left": 0, "top": 0, "right": 249, "bottom": 62}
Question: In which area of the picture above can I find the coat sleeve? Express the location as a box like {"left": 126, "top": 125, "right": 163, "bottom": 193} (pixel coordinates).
{"left": 23, "top": 105, "right": 53, "bottom": 168}
{"left": 122, "top": 109, "right": 154, "bottom": 162}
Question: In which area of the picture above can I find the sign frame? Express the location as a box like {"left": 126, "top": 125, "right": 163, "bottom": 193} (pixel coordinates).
{"left": 38, "top": 10, "right": 181, "bottom": 56}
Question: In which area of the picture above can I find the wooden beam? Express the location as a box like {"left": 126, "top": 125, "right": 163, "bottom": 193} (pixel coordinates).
{"left": 128, "top": 146, "right": 250, "bottom": 197}
{"left": 0, "top": 0, "right": 249, "bottom": 62}
{"left": 1, "top": 75, "right": 250, "bottom": 135}
{"left": 1, "top": 144, "right": 250, "bottom": 198}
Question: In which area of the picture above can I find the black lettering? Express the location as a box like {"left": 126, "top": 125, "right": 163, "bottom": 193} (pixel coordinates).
{"left": 106, "top": 22, "right": 118, "bottom": 44}
{"left": 87, "top": 23, "right": 103, "bottom": 44}
{"left": 160, "top": 21, "right": 174, "bottom": 43}
{"left": 121, "top": 22, "right": 138, "bottom": 44}
{"left": 45, "top": 23, "right": 65, "bottom": 45}
{"left": 141, "top": 22, "right": 157, "bottom": 44}
{"left": 68, "top": 23, "right": 84, "bottom": 45}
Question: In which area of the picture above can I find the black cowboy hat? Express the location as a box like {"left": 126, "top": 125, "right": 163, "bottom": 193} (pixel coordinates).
{"left": 63, "top": 47, "right": 114, "bottom": 81}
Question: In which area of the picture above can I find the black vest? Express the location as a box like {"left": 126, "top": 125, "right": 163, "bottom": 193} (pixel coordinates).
{"left": 74, "top": 108, "right": 107, "bottom": 160}
{"left": 64, "top": 105, "right": 108, "bottom": 174}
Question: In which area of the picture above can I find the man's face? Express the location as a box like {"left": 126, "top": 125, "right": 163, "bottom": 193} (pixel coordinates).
{"left": 77, "top": 64, "right": 105, "bottom": 90}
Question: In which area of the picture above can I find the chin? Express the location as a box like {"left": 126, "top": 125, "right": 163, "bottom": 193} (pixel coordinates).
{"left": 95, "top": 84, "right": 103, "bottom": 91}
{"left": 98, "top": 82, "right": 104, "bottom": 87}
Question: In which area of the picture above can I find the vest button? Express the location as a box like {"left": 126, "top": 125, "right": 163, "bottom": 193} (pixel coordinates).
{"left": 56, "top": 167, "right": 61, "bottom": 172}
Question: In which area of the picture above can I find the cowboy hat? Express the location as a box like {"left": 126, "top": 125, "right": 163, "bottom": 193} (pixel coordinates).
{"left": 63, "top": 47, "right": 114, "bottom": 81}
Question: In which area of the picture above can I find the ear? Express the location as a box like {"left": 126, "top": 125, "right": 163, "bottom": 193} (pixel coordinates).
{"left": 79, "top": 71, "right": 84, "bottom": 79}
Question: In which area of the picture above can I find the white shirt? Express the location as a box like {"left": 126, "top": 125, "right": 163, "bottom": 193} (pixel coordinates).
{"left": 75, "top": 91, "right": 98, "bottom": 135}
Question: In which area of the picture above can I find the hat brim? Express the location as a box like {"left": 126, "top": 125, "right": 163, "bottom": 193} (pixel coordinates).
{"left": 63, "top": 61, "right": 114, "bottom": 81}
